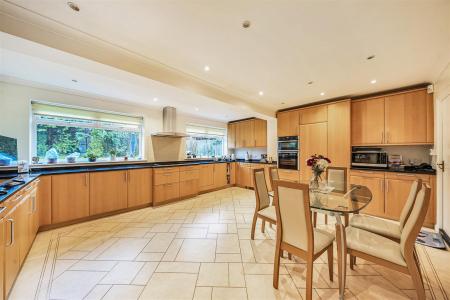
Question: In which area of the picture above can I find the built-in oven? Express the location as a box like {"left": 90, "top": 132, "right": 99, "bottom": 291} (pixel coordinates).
{"left": 278, "top": 136, "right": 298, "bottom": 152}
{"left": 278, "top": 151, "right": 299, "bottom": 170}
{"left": 351, "top": 148, "right": 388, "bottom": 168}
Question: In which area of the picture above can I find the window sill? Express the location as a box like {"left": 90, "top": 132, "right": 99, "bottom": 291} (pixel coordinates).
{"left": 30, "top": 159, "right": 147, "bottom": 169}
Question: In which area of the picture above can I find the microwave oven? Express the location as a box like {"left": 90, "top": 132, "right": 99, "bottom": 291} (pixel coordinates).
{"left": 351, "top": 149, "right": 388, "bottom": 168}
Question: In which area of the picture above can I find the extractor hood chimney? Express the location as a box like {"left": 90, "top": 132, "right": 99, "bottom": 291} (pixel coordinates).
{"left": 152, "top": 106, "right": 188, "bottom": 137}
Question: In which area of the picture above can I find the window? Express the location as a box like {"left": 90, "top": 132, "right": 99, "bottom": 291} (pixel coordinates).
{"left": 185, "top": 124, "right": 226, "bottom": 158}
{"left": 32, "top": 102, "right": 143, "bottom": 163}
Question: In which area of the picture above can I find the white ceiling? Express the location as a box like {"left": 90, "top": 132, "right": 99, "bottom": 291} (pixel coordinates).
{"left": 2, "top": 0, "right": 450, "bottom": 112}
{"left": 0, "top": 32, "right": 259, "bottom": 122}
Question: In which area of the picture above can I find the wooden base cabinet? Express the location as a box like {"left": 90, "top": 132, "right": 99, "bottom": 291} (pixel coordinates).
{"left": 127, "top": 169, "right": 152, "bottom": 208}
{"left": 4, "top": 206, "right": 20, "bottom": 297}
{"left": 0, "top": 219, "right": 4, "bottom": 300}
{"left": 90, "top": 171, "right": 128, "bottom": 215}
{"left": 52, "top": 173, "right": 90, "bottom": 223}
{"left": 199, "top": 164, "right": 214, "bottom": 191}
{"left": 350, "top": 172, "right": 385, "bottom": 217}
{"left": 214, "top": 164, "right": 228, "bottom": 188}
{"left": 180, "top": 166, "right": 199, "bottom": 198}
{"left": 153, "top": 183, "right": 180, "bottom": 205}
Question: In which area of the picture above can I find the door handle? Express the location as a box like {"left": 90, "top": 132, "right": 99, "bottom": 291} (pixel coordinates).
{"left": 437, "top": 161, "right": 445, "bottom": 172}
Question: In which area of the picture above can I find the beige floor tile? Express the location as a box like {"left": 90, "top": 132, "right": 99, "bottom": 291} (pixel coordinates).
{"left": 401, "top": 289, "right": 434, "bottom": 299}
{"left": 84, "top": 284, "right": 112, "bottom": 300}
{"left": 208, "top": 224, "right": 228, "bottom": 234}
{"left": 96, "top": 238, "right": 149, "bottom": 260}
{"left": 100, "top": 261, "right": 145, "bottom": 284}
{"left": 243, "top": 263, "right": 289, "bottom": 275}
{"left": 156, "top": 262, "right": 200, "bottom": 273}
{"left": 245, "top": 274, "right": 301, "bottom": 300}
{"left": 215, "top": 253, "right": 242, "bottom": 262}
{"left": 371, "top": 265, "right": 416, "bottom": 289}
{"left": 150, "top": 223, "right": 174, "bottom": 232}
{"left": 229, "top": 263, "right": 245, "bottom": 287}
{"left": 212, "top": 287, "right": 247, "bottom": 300}
{"left": 143, "top": 232, "right": 176, "bottom": 252}
{"left": 176, "top": 239, "right": 217, "bottom": 262}
{"left": 50, "top": 271, "right": 106, "bottom": 299}
{"left": 285, "top": 263, "right": 331, "bottom": 289}
{"left": 53, "top": 259, "right": 79, "bottom": 279}
{"left": 113, "top": 226, "right": 149, "bottom": 238}
{"left": 176, "top": 227, "right": 208, "bottom": 238}
{"left": 140, "top": 272, "right": 197, "bottom": 300}
{"left": 57, "top": 250, "right": 88, "bottom": 260}
{"left": 135, "top": 252, "right": 164, "bottom": 262}
{"left": 197, "top": 263, "right": 229, "bottom": 287}
{"left": 346, "top": 275, "right": 411, "bottom": 299}
{"left": 70, "top": 260, "right": 117, "bottom": 272}
{"left": 132, "top": 262, "right": 159, "bottom": 285}
{"left": 239, "top": 240, "right": 256, "bottom": 262}
{"left": 193, "top": 287, "right": 213, "bottom": 300}
{"left": 314, "top": 288, "right": 356, "bottom": 299}
{"left": 83, "top": 238, "right": 120, "bottom": 260}
{"left": 162, "top": 238, "right": 184, "bottom": 261}
{"left": 102, "top": 285, "right": 144, "bottom": 300}
{"left": 217, "top": 234, "right": 240, "bottom": 253}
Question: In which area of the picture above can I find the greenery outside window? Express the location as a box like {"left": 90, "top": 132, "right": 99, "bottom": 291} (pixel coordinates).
{"left": 32, "top": 102, "right": 143, "bottom": 163}
{"left": 185, "top": 124, "right": 226, "bottom": 158}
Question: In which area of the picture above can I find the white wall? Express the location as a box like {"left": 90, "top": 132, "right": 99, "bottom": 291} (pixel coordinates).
{"left": 0, "top": 81, "right": 226, "bottom": 162}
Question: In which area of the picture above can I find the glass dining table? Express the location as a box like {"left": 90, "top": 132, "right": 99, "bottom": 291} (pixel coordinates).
{"left": 270, "top": 183, "right": 373, "bottom": 300}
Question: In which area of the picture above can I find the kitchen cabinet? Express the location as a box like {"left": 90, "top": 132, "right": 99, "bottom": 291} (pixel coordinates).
{"left": 427, "top": 92, "right": 434, "bottom": 143}
{"left": 90, "top": 171, "right": 128, "bottom": 215}
{"left": 237, "top": 163, "right": 252, "bottom": 188}
{"left": 52, "top": 173, "right": 90, "bottom": 223}
{"left": 153, "top": 183, "right": 180, "bottom": 205}
{"left": 214, "top": 163, "right": 228, "bottom": 188}
{"left": 278, "top": 169, "right": 300, "bottom": 182}
{"left": 127, "top": 168, "right": 152, "bottom": 208}
{"left": 199, "top": 164, "right": 214, "bottom": 191}
{"left": 4, "top": 206, "right": 19, "bottom": 297}
{"left": 27, "top": 183, "right": 39, "bottom": 248}
{"left": 37, "top": 175, "right": 52, "bottom": 227}
{"left": 327, "top": 101, "right": 351, "bottom": 168}
{"left": 299, "top": 122, "right": 328, "bottom": 181}
{"left": 349, "top": 171, "right": 385, "bottom": 217}
{"left": 17, "top": 195, "right": 30, "bottom": 266}
{"left": 351, "top": 97, "right": 385, "bottom": 145}
{"left": 385, "top": 89, "right": 428, "bottom": 144}
{"left": 227, "top": 122, "right": 236, "bottom": 148}
{"left": 0, "top": 218, "right": 4, "bottom": 300}
{"left": 300, "top": 105, "right": 327, "bottom": 124}
{"left": 242, "top": 120, "right": 255, "bottom": 147}
{"left": 179, "top": 166, "right": 200, "bottom": 198}
{"left": 253, "top": 119, "right": 268, "bottom": 147}
{"left": 229, "top": 162, "right": 237, "bottom": 185}
{"left": 277, "top": 110, "right": 299, "bottom": 137}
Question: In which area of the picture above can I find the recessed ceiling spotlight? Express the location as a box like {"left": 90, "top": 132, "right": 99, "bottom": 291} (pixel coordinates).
{"left": 258, "top": 91, "right": 264, "bottom": 96}
{"left": 242, "top": 20, "right": 251, "bottom": 28}
{"left": 320, "top": 92, "right": 325, "bottom": 96}
{"left": 71, "top": 79, "right": 78, "bottom": 83}
{"left": 195, "top": 107, "right": 199, "bottom": 111}
{"left": 153, "top": 97, "right": 158, "bottom": 102}
{"left": 367, "top": 55, "right": 376, "bottom": 60}
{"left": 204, "top": 65, "right": 210, "bottom": 72}
{"left": 370, "top": 79, "right": 377, "bottom": 84}
{"left": 67, "top": 2, "right": 80, "bottom": 12}
{"left": 307, "top": 81, "right": 313, "bottom": 85}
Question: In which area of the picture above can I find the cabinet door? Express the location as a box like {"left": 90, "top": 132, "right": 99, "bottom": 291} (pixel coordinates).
{"left": 350, "top": 175, "right": 385, "bottom": 217}
{"left": 153, "top": 183, "right": 180, "bottom": 205}
{"left": 28, "top": 186, "right": 39, "bottom": 248}
{"left": 299, "top": 122, "right": 328, "bottom": 181}
{"left": 385, "top": 178, "right": 414, "bottom": 220}
{"left": 4, "top": 208, "right": 19, "bottom": 297}
{"left": 300, "top": 106, "right": 327, "bottom": 124}
{"left": 199, "top": 165, "right": 214, "bottom": 191}
{"left": 328, "top": 101, "right": 351, "bottom": 168}
{"left": 425, "top": 176, "right": 436, "bottom": 227}
{"left": 90, "top": 171, "right": 128, "bottom": 215}
{"left": 227, "top": 123, "right": 236, "bottom": 149}
{"left": 278, "top": 169, "right": 300, "bottom": 182}
{"left": 17, "top": 196, "right": 30, "bottom": 266}
{"left": 253, "top": 119, "right": 267, "bottom": 147}
{"left": 243, "top": 120, "right": 255, "bottom": 147}
{"left": 426, "top": 92, "right": 434, "bottom": 143}
{"left": 52, "top": 173, "right": 90, "bottom": 223}
{"left": 180, "top": 180, "right": 199, "bottom": 198}
{"left": 0, "top": 219, "right": 4, "bottom": 300}
{"left": 351, "top": 98, "right": 385, "bottom": 145}
{"left": 230, "top": 163, "right": 237, "bottom": 185}
{"left": 277, "top": 110, "right": 299, "bottom": 137}
{"left": 37, "top": 175, "right": 52, "bottom": 226}
{"left": 214, "top": 164, "right": 228, "bottom": 188}
{"left": 235, "top": 122, "right": 244, "bottom": 148}
{"left": 127, "top": 169, "right": 152, "bottom": 208}
{"left": 385, "top": 90, "right": 428, "bottom": 144}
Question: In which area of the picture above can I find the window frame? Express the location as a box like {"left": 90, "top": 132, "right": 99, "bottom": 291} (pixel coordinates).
{"left": 185, "top": 124, "right": 227, "bottom": 158}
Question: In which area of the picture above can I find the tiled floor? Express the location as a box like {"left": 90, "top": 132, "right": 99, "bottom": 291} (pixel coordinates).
{"left": 9, "top": 187, "right": 450, "bottom": 299}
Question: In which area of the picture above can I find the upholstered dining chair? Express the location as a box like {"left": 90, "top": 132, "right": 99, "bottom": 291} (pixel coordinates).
{"left": 272, "top": 180, "right": 334, "bottom": 300}
{"left": 350, "top": 179, "right": 422, "bottom": 241}
{"left": 345, "top": 184, "right": 430, "bottom": 300}
{"left": 313, "top": 167, "right": 348, "bottom": 227}
{"left": 251, "top": 168, "right": 276, "bottom": 239}
{"left": 267, "top": 166, "right": 279, "bottom": 198}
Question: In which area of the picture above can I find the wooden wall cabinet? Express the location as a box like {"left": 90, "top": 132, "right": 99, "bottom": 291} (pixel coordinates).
{"left": 351, "top": 97, "right": 385, "bottom": 145}
{"left": 127, "top": 169, "right": 152, "bottom": 208}
{"left": 227, "top": 123, "right": 236, "bottom": 149}
{"left": 253, "top": 119, "right": 268, "bottom": 147}
{"left": 299, "top": 105, "right": 327, "bottom": 124}
{"left": 277, "top": 110, "right": 299, "bottom": 137}
{"left": 90, "top": 171, "right": 128, "bottom": 215}
{"left": 299, "top": 122, "right": 328, "bottom": 181}
{"left": 229, "top": 118, "right": 267, "bottom": 148}
{"left": 327, "top": 101, "right": 351, "bottom": 168}
{"left": 52, "top": 173, "right": 90, "bottom": 223}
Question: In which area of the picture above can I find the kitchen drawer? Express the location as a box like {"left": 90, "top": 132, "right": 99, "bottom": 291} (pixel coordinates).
{"left": 278, "top": 169, "right": 300, "bottom": 182}
{"left": 154, "top": 167, "right": 180, "bottom": 174}
{"left": 179, "top": 165, "right": 200, "bottom": 172}
{"left": 180, "top": 169, "right": 200, "bottom": 182}
{"left": 349, "top": 170, "right": 385, "bottom": 179}
{"left": 154, "top": 171, "right": 180, "bottom": 185}
{"left": 153, "top": 182, "right": 180, "bottom": 205}
{"left": 384, "top": 172, "right": 430, "bottom": 182}
{"left": 180, "top": 179, "right": 199, "bottom": 198}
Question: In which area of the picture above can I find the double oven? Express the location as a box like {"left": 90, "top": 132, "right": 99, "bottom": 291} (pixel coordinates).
{"left": 277, "top": 136, "right": 299, "bottom": 170}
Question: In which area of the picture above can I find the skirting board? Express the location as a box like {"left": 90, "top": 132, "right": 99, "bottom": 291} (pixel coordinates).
{"left": 439, "top": 228, "right": 450, "bottom": 247}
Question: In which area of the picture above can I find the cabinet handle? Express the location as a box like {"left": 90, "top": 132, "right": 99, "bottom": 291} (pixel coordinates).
{"left": 125, "top": 172, "right": 128, "bottom": 182}
{"left": 6, "top": 219, "right": 15, "bottom": 246}
{"left": 386, "top": 181, "right": 389, "bottom": 193}
{"left": 386, "top": 131, "right": 390, "bottom": 143}
{"left": 380, "top": 180, "right": 384, "bottom": 193}
{"left": 381, "top": 132, "right": 384, "bottom": 143}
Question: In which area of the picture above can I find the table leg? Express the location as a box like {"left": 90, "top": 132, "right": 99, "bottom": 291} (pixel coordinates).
{"left": 335, "top": 214, "right": 347, "bottom": 300}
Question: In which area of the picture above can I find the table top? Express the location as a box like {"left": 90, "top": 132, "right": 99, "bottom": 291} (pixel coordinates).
{"left": 309, "top": 185, "right": 373, "bottom": 214}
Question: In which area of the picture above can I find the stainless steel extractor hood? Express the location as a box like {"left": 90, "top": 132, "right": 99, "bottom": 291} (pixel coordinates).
{"left": 152, "top": 106, "right": 188, "bottom": 137}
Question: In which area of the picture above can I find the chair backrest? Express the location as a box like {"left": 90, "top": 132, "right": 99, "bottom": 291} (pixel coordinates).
{"left": 268, "top": 166, "right": 279, "bottom": 191}
{"left": 326, "top": 167, "right": 347, "bottom": 193}
{"left": 400, "top": 184, "right": 430, "bottom": 259}
{"left": 273, "top": 180, "right": 313, "bottom": 253}
{"left": 399, "top": 179, "right": 422, "bottom": 229}
{"left": 253, "top": 168, "right": 270, "bottom": 211}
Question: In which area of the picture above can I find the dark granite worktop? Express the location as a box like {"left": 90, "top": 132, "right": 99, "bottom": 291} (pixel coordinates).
{"left": 351, "top": 166, "right": 436, "bottom": 175}
{"left": 0, "top": 174, "right": 39, "bottom": 203}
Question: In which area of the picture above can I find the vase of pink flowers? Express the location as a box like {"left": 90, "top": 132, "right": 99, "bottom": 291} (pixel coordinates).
{"left": 306, "top": 154, "right": 331, "bottom": 191}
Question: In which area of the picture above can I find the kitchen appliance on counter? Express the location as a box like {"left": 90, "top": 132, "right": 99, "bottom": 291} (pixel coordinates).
{"left": 278, "top": 136, "right": 299, "bottom": 170}
{"left": 351, "top": 147, "right": 388, "bottom": 168}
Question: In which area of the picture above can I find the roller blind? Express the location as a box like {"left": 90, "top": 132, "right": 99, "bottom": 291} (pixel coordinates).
{"left": 186, "top": 124, "right": 226, "bottom": 136}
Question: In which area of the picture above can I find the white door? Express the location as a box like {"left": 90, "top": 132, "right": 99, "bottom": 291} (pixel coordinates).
{"left": 442, "top": 97, "right": 450, "bottom": 234}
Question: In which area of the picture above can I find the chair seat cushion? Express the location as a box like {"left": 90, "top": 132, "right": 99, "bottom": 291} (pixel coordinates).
{"left": 346, "top": 226, "right": 406, "bottom": 267}
{"left": 350, "top": 214, "right": 401, "bottom": 240}
{"left": 258, "top": 206, "right": 276, "bottom": 222}
{"left": 314, "top": 228, "right": 335, "bottom": 254}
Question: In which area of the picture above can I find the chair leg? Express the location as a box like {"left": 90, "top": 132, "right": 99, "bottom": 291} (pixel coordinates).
{"left": 288, "top": 253, "right": 292, "bottom": 260}
{"left": 327, "top": 246, "right": 333, "bottom": 282}
{"left": 325, "top": 214, "right": 328, "bottom": 225}
{"left": 261, "top": 220, "right": 266, "bottom": 233}
{"left": 349, "top": 254, "right": 354, "bottom": 270}
{"left": 313, "top": 212, "right": 317, "bottom": 228}
{"left": 306, "top": 259, "right": 314, "bottom": 300}
{"left": 273, "top": 244, "right": 281, "bottom": 289}
{"left": 344, "top": 214, "right": 349, "bottom": 227}
{"left": 408, "top": 257, "right": 426, "bottom": 300}
{"left": 251, "top": 214, "right": 258, "bottom": 240}
{"left": 413, "top": 249, "right": 425, "bottom": 290}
